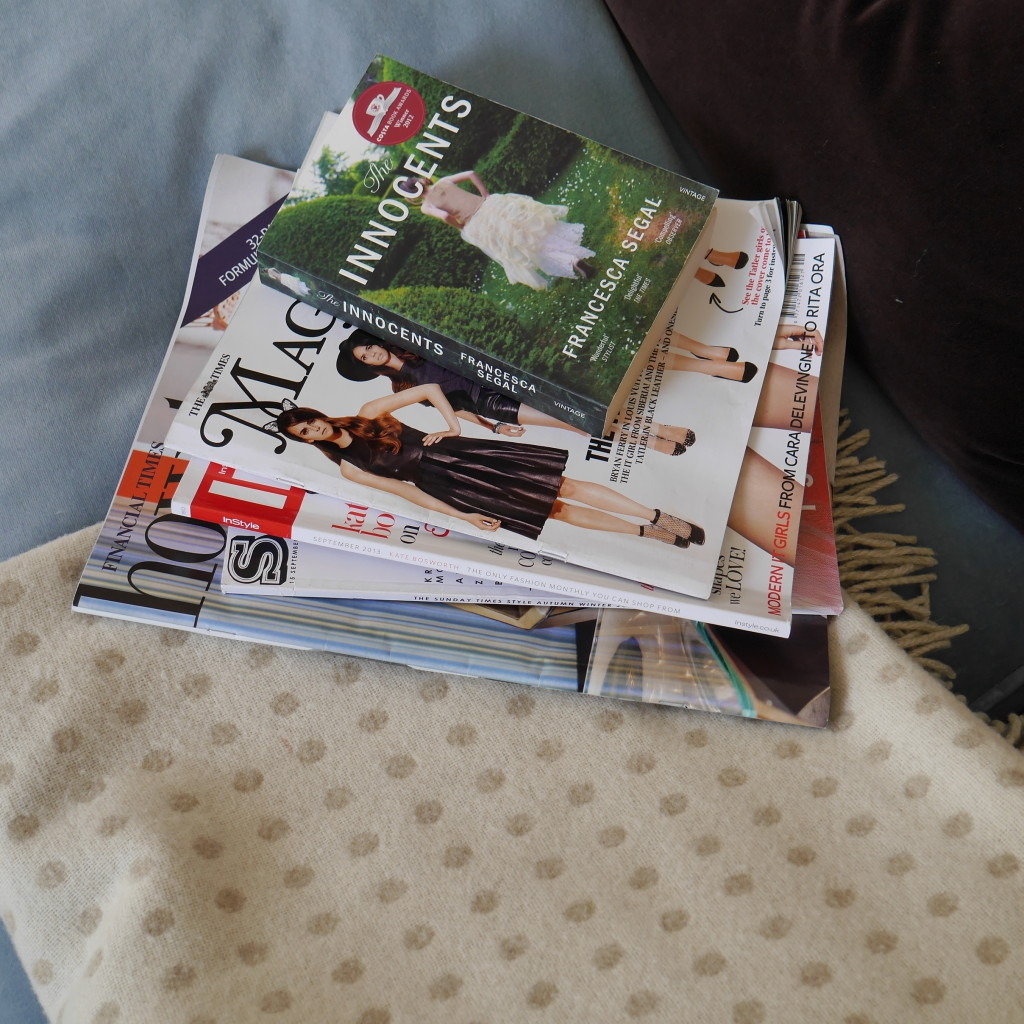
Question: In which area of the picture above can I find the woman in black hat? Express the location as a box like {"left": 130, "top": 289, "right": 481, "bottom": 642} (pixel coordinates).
{"left": 336, "top": 330, "right": 697, "bottom": 455}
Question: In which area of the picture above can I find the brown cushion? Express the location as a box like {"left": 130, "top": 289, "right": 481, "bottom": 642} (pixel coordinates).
{"left": 605, "top": 0, "right": 1024, "bottom": 530}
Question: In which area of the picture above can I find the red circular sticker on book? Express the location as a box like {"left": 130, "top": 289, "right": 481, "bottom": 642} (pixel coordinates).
{"left": 352, "top": 82, "right": 425, "bottom": 146}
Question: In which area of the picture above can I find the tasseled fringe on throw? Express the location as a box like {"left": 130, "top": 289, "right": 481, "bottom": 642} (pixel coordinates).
{"left": 831, "top": 415, "right": 1020, "bottom": 748}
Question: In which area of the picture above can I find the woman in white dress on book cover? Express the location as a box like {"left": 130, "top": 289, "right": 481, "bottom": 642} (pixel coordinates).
{"left": 414, "top": 170, "right": 595, "bottom": 289}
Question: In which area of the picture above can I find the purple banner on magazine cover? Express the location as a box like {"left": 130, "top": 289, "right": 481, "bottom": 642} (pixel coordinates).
{"left": 180, "top": 199, "right": 286, "bottom": 327}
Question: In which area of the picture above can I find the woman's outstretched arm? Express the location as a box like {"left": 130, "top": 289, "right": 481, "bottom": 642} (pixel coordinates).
{"left": 455, "top": 410, "right": 525, "bottom": 436}
{"left": 442, "top": 169, "right": 488, "bottom": 196}
{"left": 358, "top": 383, "right": 462, "bottom": 441}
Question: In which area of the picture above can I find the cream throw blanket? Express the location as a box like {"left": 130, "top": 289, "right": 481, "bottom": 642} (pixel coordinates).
{"left": 2, "top": 526, "right": 1022, "bottom": 1023}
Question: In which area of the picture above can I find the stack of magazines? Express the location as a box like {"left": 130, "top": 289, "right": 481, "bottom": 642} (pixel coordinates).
{"left": 75, "top": 57, "right": 845, "bottom": 728}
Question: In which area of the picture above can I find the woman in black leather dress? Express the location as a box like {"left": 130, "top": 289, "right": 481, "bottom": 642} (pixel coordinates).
{"left": 274, "top": 382, "right": 704, "bottom": 547}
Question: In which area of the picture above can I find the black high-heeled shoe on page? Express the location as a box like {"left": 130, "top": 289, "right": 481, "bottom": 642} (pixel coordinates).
{"left": 695, "top": 267, "right": 725, "bottom": 288}
{"left": 650, "top": 510, "right": 705, "bottom": 546}
{"left": 705, "top": 248, "right": 750, "bottom": 269}
{"left": 693, "top": 347, "right": 739, "bottom": 363}
{"left": 712, "top": 362, "right": 758, "bottom": 384}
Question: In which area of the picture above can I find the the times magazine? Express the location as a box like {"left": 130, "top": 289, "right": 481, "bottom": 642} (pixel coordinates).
{"left": 170, "top": 220, "right": 840, "bottom": 634}
{"left": 199, "top": 396, "right": 841, "bottom": 628}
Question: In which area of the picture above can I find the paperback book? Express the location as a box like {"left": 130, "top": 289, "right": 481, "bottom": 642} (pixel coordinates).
{"left": 73, "top": 154, "right": 830, "bottom": 726}
{"left": 257, "top": 61, "right": 720, "bottom": 434}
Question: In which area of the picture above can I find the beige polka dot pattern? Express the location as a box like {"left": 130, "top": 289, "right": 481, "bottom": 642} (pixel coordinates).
{"left": 0, "top": 526, "right": 1021, "bottom": 1023}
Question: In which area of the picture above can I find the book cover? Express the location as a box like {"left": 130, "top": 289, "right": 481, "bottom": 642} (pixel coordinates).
{"left": 74, "top": 154, "right": 828, "bottom": 725}
{"left": 256, "top": 60, "right": 718, "bottom": 433}
{"left": 167, "top": 196, "right": 789, "bottom": 602}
